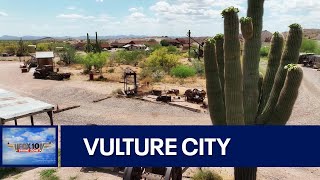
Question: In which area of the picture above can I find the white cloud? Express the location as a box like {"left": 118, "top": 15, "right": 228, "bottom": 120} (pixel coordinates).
{"left": 56, "top": 14, "right": 95, "bottom": 20}
{"left": 0, "top": 11, "right": 8, "bottom": 16}
{"left": 67, "top": 6, "right": 76, "bottom": 10}
{"left": 129, "top": 7, "right": 144, "bottom": 13}
{"left": 149, "top": 0, "right": 242, "bottom": 23}
{"left": 3, "top": 136, "right": 24, "bottom": 143}
{"left": 96, "top": 0, "right": 103, "bottom": 2}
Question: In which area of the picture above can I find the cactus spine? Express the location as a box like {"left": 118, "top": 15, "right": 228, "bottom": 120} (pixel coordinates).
{"left": 204, "top": 2, "right": 303, "bottom": 179}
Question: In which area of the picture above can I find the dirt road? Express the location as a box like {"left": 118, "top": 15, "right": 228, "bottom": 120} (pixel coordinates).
{"left": 1, "top": 61, "right": 319, "bottom": 180}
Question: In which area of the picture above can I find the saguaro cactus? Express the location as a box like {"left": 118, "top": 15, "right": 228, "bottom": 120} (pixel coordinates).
{"left": 86, "top": 33, "right": 92, "bottom": 53}
{"left": 95, "top": 32, "right": 102, "bottom": 53}
{"left": 204, "top": 3, "right": 303, "bottom": 180}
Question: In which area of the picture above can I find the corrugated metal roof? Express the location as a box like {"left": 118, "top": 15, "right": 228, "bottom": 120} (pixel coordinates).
{"left": 0, "top": 89, "right": 54, "bottom": 120}
{"left": 36, "top": 52, "right": 54, "bottom": 59}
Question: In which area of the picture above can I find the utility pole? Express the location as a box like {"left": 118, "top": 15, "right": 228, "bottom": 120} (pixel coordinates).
{"left": 187, "top": 30, "right": 191, "bottom": 61}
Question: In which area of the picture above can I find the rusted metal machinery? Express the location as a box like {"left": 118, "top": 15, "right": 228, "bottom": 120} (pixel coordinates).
{"left": 156, "top": 96, "right": 172, "bottom": 103}
{"left": 33, "top": 65, "right": 71, "bottom": 81}
{"left": 33, "top": 52, "right": 71, "bottom": 81}
{"left": 166, "top": 89, "right": 180, "bottom": 96}
{"left": 184, "top": 89, "right": 206, "bottom": 104}
{"left": 124, "top": 68, "right": 138, "bottom": 96}
{"left": 123, "top": 167, "right": 183, "bottom": 180}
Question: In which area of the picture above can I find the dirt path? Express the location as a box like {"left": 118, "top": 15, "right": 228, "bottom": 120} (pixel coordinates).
{"left": 1, "top": 62, "right": 319, "bottom": 180}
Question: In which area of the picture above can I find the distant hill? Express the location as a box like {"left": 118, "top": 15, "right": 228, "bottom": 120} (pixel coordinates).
{"left": 1, "top": 29, "right": 320, "bottom": 41}
{"left": 0, "top": 35, "right": 148, "bottom": 41}
{"left": 303, "top": 29, "right": 320, "bottom": 40}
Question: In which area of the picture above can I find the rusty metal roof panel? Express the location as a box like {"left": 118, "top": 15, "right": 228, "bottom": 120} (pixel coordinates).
{"left": 0, "top": 89, "right": 54, "bottom": 120}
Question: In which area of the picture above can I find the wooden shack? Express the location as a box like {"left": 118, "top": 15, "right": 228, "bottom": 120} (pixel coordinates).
{"left": 36, "top": 52, "right": 54, "bottom": 71}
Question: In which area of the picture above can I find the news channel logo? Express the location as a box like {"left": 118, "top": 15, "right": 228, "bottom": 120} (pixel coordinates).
{"left": 2, "top": 127, "right": 57, "bottom": 166}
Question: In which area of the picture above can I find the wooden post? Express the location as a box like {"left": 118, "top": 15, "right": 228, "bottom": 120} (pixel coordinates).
{"left": 14, "top": 119, "right": 18, "bottom": 126}
{"left": 30, "top": 116, "right": 34, "bottom": 126}
{"left": 47, "top": 111, "right": 53, "bottom": 126}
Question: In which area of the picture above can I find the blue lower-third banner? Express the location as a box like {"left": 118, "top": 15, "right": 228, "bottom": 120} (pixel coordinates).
{"left": 61, "top": 126, "right": 320, "bottom": 167}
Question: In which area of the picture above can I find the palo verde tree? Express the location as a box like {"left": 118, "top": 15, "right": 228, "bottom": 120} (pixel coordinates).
{"left": 17, "top": 38, "right": 28, "bottom": 57}
{"left": 204, "top": 1, "right": 303, "bottom": 180}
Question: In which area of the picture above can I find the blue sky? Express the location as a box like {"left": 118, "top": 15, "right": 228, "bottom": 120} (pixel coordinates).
{"left": 0, "top": 0, "right": 319, "bottom": 37}
{"left": 2, "top": 127, "right": 56, "bottom": 166}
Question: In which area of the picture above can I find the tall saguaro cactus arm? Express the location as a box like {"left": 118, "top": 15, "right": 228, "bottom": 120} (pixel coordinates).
{"left": 269, "top": 65, "right": 303, "bottom": 125}
{"left": 258, "top": 32, "right": 284, "bottom": 114}
{"left": 257, "top": 24, "right": 303, "bottom": 124}
{"left": 204, "top": 39, "right": 226, "bottom": 125}
{"left": 222, "top": 7, "right": 244, "bottom": 125}
{"left": 214, "top": 34, "right": 225, "bottom": 97}
{"left": 243, "top": 0, "right": 265, "bottom": 125}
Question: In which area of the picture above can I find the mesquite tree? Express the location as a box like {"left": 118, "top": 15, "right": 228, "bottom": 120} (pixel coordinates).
{"left": 204, "top": 2, "right": 303, "bottom": 180}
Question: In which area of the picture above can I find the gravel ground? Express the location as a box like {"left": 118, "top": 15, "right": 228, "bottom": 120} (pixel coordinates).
{"left": 1, "top": 61, "right": 319, "bottom": 180}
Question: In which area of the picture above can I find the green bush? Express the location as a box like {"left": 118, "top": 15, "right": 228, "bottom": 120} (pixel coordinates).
{"left": 171, "top": 65, "right": 196, "bottom": 78}
{"left": 160, "top": 39, "right": 170, "bottom": 46}
{"left": 144, "top": 47, "right": 180, "bottom": 73}
{"left": 167, "top": 45, "right": 179, "bottom": 54}
{"left": 192, "top": 169, "right": 223, "bottom": 180}
{"left": 141, "top": 67, "right": 166, "bottom": 82}
{"left": 260, "top": 46, "right": 270, "bottom": 57}
{"left": 40, "top": 169, "right": 59, "bottom": 180}
{"left": 116, "top": 50, "right": 146, "bottom": 65}
{"left": 300, "top": 38, "right": 320, "bottom": 53}
{"left": 77, "top": 52, "right": 108, "bottom": 74}
{"left": 59, "top": 45, "right": 76, "bottom": 65}
{"left": 192, "top": 59, "right": 205, "bottom": 76}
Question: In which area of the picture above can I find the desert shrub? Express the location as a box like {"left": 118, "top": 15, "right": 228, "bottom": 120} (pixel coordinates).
{"left": 0, "top": 168, "right": 21, "bottom": 179}
{"left": 160, "top": 39, "right": 170, "bottom": 46}
{"left": 192, "top": 59, "right": 205, "bottom": 76}
{"left": 140, "top": 67, "right": 166, "bottom": 82}
{"left": 59, "top": 45, "right": 76, "bottom": 65}
{"left": 77, "top": 52, "right": 108, "bottom": 74}
{"left": 116, "top": 50, "right": 146, "bottom": 65}
{"left": 92, "top": 52, "right": 109, "bottom": 73}
{"left": 37, "top": 43, "right": 53, "bottom": 51}
{"left": 16, "top": 39, "right": 28, "bottom": 56}
{"left": 108, "top": 68, "right": 115, "bottom": 73}
{"left": 300, "top": 38, "right": 320, "bottom": 53}
{"left": 40, "top": 169, "right": 59, "bottom": 180}
{"left": 167, "top": 45, "right": 179, "bottom": 54}
{"left": 5, "top": 45, "right": 17, "bottom": 55}
{"left": 192, "top": 169, "right": 223, "bottom": 180}
{"left": 171, "top": 65, "right": 196, "bottom": 78}
{"left": 144, "top": 47, "right": 180, "bottom": 73}
{"left": 260, "top": 46, "right": 270, "bottom": 57}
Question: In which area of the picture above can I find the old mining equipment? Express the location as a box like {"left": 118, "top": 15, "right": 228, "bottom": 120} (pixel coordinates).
{"left": 33, "top": 65, "right": 71, "bottom": 81}
{"left": 124, "top": 68, "right": 138, "bottom": 96}
{"left": 123, "top": 167, "right": 183, "bottom": 180}
{"left": 156, "top": 96, "right": 172, "bottom": 103}
{"left": 184, "top": 89, "right": 206, "bottom": 104}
